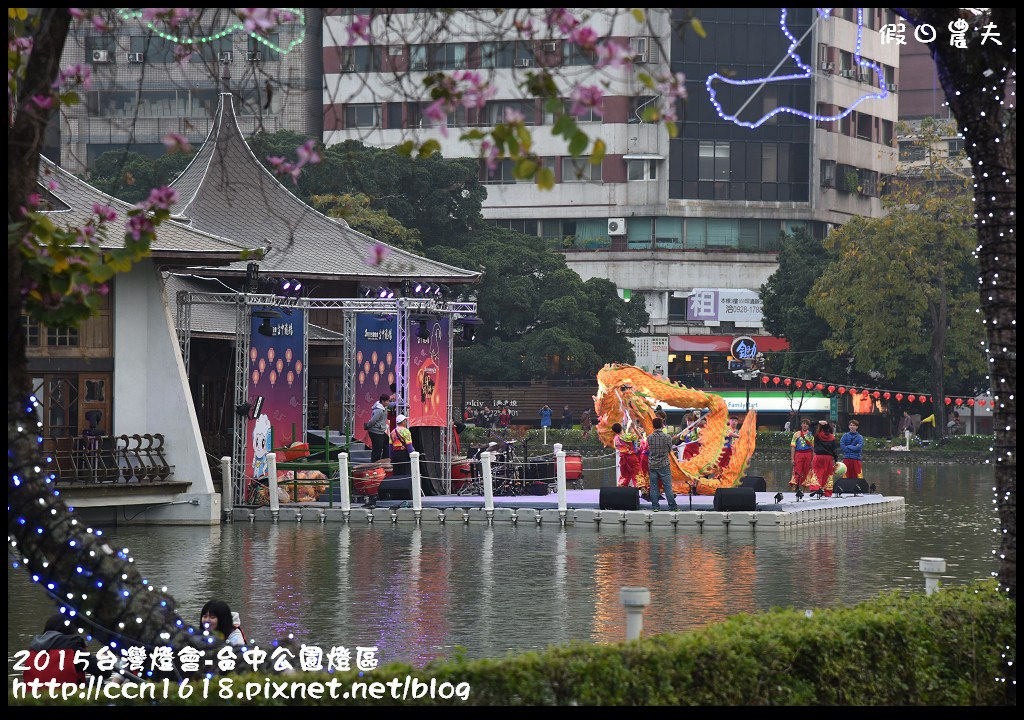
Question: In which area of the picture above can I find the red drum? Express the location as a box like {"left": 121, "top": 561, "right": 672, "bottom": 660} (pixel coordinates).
{"left": 351, "top": 464, "right": 388, "bottom": 496}
{"left": 452, "top": 459, "right": 473, "bottom": 479}
{"left": 564, "top": 452, "right": 583, "bottom": 481}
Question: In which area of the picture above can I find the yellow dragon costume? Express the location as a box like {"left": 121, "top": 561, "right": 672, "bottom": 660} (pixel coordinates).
{"left": 595, "top": 364, "right": 757, "bottom": 495}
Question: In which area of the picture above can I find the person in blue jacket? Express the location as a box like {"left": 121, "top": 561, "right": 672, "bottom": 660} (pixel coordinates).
{"left": 840, "top": 418, "right": 865, "bottom": 480}
{"left": 539, "top": 404, "right": 552, "bottom": 429}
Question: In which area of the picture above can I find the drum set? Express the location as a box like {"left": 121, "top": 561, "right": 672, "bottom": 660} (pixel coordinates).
{"left": 453, "top": 438, "right": 584, "bottom": 496}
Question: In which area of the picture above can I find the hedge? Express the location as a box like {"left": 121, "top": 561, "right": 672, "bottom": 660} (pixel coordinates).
{"left": 12, "top": 581, "right": 1013, "bottom": 706}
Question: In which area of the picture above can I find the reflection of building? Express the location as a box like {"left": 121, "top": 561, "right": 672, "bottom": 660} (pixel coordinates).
{"left": 52, "top": 8, "right": 323, "bottom": 173}
{"left": 323, "top": 8, "right": 898, "bottom": 384}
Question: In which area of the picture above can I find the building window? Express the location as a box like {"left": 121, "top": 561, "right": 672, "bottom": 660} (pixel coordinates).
{"left": 562, "top": 42, "right": 595, "bottom": 66}
{"left": 130, "top": 34, "right": 178, "bottom": 63}
{"left": 248, "top": 34, "right": 280, "bottom": 62}
{"left": 561, "top": 156, "right": 601, "bottom": 182}
{"left": 630, "top": 95, "right": 657, "bottom": 124}
{"left": 84, "top": 379, "right": 105, "bottom": 402}
{"left": 820, "top": 159, "right": 836, "bottom": 188}
{"left": 85, "top": 35, "right": 116, "bottom": 62}
{"left": 137, "top": 90, "right": 186, "bottom": 117}
{"left": 340, "top": 45, "right": 382, "bottom": 72}
{"left": 627, "top": 159, "right": 658, "bottom": 181}
{"left": 881, "top": 119, "right": 894, "bottom": 147}
{"left": 345, "top": 103, "right": 380, "bottom": 128}
{"left": 546, "top": 99, "right": 599, "bottom": 124}
{"left": 698, "top": 141, "right": 730, "bottom": 181}
{"left": 236, "top": 85, "right": 283, "bottom": 116}
{"left": 947, "top": 138, "right": 964, "bottom": 156}
{"left": 762, "top": 143, "right": 778, "bottom": 183}
{"left": 480, "top": 41, "right": 533, "bottom": 69}
{"left": 859, "top": 169, "right": 878, "bottom": 197}
{"left": 484, "top": 100, "right": 535, "bottom": 126}
{"left": 626, "top": 218, "right": 653, "bottom": 249}
{"left": 653, "top": 217, "right": 683, "bottom": 249}
{"left": 481, "top": 158, "right": 517, "bottom": 184}
{"left": 190, "top": 34, "right": 233, "bottom": 65}
{"left": 899, "top": 141, "right": 926, "bottom": 162}
{"left": 47, "top": 327, "right": 79, "bottom": 347}
{"left": 22, "top": 315, "right": 40, "bottom": 347}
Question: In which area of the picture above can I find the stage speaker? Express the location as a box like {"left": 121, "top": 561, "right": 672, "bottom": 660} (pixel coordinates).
{"left": 713, "top": 487, "right": 756, "bottom": 512}
{"left": 527, "top": 481, "right": 549, "bottom": 496}
{"left": 377, "top": 477, "right": 412, "bottom": 501}
{"left": 599, "top": 486, "right": 639, "bottom": 511}
{"left": 834, "top": 478, "right": 869, "bottom": 495}
{"left": 739, "top": 476, "right": 767, "bottom": 492}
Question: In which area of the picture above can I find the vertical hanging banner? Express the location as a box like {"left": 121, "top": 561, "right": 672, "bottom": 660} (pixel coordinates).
{"left": 246, "top": 308, "right": 305, "bottom": 485}
{"left": 354, "top": 314, "right": 397, "bottom": 445}
{"left": 409, "top": 317, "right": 450, "bottom": 427}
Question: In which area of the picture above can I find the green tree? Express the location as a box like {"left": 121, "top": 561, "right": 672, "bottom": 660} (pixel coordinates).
{"left": 808, "top": 121, "right": 984, "bottom": 439}
{"left": 311, "top": 192, "right": 423, "bottom": 254}
{"left": 86, "top": 148, "right": 196, "bottom": 204}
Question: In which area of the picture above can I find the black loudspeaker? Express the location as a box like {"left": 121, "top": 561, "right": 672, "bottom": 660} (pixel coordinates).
{"left": 834, "top": 478, "right": 869, "bottom": 495}
{"left": 377, "top": 477, "right": 412, "bottom": 500}
{"left": 527, "top": 481, "right": 549, "bottom": 496}
{"left": 713, "top": 487, "right": 756, "bottom": 511}
{"left": 599, "top": 486, "right": 639, "bottom": 511}
{"left": 739, "top": 476, "right": 767, "bottom": 492}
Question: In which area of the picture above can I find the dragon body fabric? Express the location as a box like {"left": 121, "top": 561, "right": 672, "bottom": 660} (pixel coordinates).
{"left": 595, "top": 364, "right": 757, "bottom": 495}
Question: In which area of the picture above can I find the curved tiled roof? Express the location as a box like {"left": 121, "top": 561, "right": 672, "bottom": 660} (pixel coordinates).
{"left": 170, "top": 93, "right": 479, "bottom": 283}
{"left": 37, "top": 156, "right": 257, "bottom": 260}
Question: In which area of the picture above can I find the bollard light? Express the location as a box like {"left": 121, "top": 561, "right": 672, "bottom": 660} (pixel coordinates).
{"left": 919, "top": 557, "right": 946, "bottom": 595}
{"left": 620, "top": 586, "right": 651, "bottom": 641}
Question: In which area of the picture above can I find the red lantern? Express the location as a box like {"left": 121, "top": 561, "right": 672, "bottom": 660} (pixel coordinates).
{"left": 895, "top": 393, "right": 903, "bottom": 402}
{"left": 873, "top": 391, "right": 881, "bottom": 399}
{"left": 761, "top": 376, "right": 770, "bottom": 384}
{"left": 784, "top": 378, "right": 792, "bottom": 386}
{"left": 828, "top": 385, "right": 836, "bottom": 393}
{"left": 815, "top": 383, "right": 824, "bottom": 391}
{"left": 944, "top": 397, "right": 952, "bottom": 405}
{"left": 795, "top": 380, "right": 803, "bottom": 388}
{"left": 908, "top": 394, "right": 915, "bottom": 402}
{"left": 920, "top": 395, "right": 928, "bottom": 403}
{"left": 838, "top": 386, "right": 846, "bottom": 394}
{"left": 955, "top": 398, "right": 963, "bottom": 406}
{"left": 773, "top": 376, "right": 781, "bottom": 385}
{"left": 967, "top": 398, "right": 974, "bottom": 406}
{"left": 883, "top": 392, "right": 891, "bottom": 400}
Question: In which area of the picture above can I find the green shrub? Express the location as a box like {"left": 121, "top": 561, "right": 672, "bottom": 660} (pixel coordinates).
{"left": 13, "top": 582, "right": 1012, "bottom": 706}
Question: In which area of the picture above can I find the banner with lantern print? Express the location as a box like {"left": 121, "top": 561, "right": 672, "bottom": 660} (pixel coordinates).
{"left": 245, "top": 307, "right": 305, "bottom": 488}
{"left": 354, "top": 314, "right": 398, "bottom": 446}
{"left": 408, "top": 317, "right": 450, "bottom": 427}
{"left": 758, "top": 374, "right": 991, "bottom": 412}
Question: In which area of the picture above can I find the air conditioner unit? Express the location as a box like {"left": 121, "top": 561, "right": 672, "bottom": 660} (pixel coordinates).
{"left": 827, "top": 62, "right": 835, "bottom": 72}
{"left": 819, "top": 60, "right": 833, "bottom": 73}
{"left": 607, "top": 218, "right": 626, "bottom": 236}
{"left": 543, "top": 41, "right": 557, "bottom": 52}
{"left": 388, "top": 46, "right": 403, "bottom": 56}
{"left": 410, "top": 60, "right": 427, "bottom": 70}
{"left": 840, "top": 69, "right": 854, "bottom": 79}
{"left": 341, "top": 63, "right": 356, "bottom": 73}
{"left": 92, "top": 49, "right": 110, "bottom": 63}
{"left": 127, "top": 52, "right": 144, "bottom": 63}
{"left": 513, "top": 58, "right": 531, "bottom": 68}
{"left": 821, "top": 178, "right": 835, "bottom": 188}
{"left": 246, "top": 51, "right": 261, "bottom": 62}
{"left": 889, "top": 84, "right": 898, "bottom": 92}
{"left": 219, "top": 51, "right": 232, "bottom": 63}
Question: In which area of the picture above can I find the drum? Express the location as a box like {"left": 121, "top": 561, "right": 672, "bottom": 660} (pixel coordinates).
{"left": 452, "top": 458, "right": 473, "bottom": 479}
{"left": 564, "top": 452, "right": 583, "bottom": 481}
{"left": 351, "top": 463, "right": 388, "bottom": 496}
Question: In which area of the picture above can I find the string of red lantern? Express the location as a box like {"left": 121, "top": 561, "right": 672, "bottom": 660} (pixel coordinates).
{"left": 758, "top": 374, "right": 990, "bottom": 407}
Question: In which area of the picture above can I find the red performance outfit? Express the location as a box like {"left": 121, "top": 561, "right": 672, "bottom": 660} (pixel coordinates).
{"left": 615, "top": 433, "right": 642, "bottom": 488}
{"left": 789, "top": 429, "right": 814, "bottom": 489}
{"left": 806, "top": 427, "right": 839, "bottom": 496}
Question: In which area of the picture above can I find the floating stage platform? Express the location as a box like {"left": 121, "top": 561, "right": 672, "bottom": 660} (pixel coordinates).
{"left": 231, "top": 490, "right": 905, "bottom": 530}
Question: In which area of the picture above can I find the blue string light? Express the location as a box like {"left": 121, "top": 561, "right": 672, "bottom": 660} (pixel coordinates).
{"left": 706, "top": 8, "right": 889, "bottom": 129}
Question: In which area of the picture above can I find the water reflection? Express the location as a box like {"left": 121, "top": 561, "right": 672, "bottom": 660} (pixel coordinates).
{"left": 7, "top": 460, "right": 998, "bottom": 667}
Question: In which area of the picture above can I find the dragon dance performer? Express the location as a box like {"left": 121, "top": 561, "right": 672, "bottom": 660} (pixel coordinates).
{"left": 677, "top": 411, "right": 703, "bottom": 460}
{"left": 612, "top": 422, "right": 643, "bottom": 488}
{"left": 718, "top": 416, "right": 739, "bottom": 469}
{"left": 789, "top": 417, "right": 814, "bottom": 489}
{"left": 805, "top": 420, "right": 840, "bottom": 496}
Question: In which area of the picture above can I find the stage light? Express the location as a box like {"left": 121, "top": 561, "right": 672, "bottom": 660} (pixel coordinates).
{"left": 462, "top": 324, "right": 476, "bottom": 343}
{"left": 245, "top": 262, "right": 260, "bottom": 293}
{"left": 361, "top": 287, "right": 373, "bottom": 298}
{"left": 257, "top": 318, "right": 273, "bottom": 337}
{"left": 414, "top": 282, "right": 423, "bottom": 294}
{"left": 282, "top": 280, "right": 291, "bottom": 292}
{"left": 378, "top": 287, "right": 389, "bottom": 299}
{"left": 293, "top": 281, "right": 302, "bottom": 294}
{"left": 234, "top": 402, "right": 252, "bottom": 417}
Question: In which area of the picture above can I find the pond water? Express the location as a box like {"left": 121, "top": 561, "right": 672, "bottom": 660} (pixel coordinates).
{"left": 7, "top": 458, "right": 998, "bottom": 668}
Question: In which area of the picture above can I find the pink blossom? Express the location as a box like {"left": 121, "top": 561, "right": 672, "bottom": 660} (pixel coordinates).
{"left": 514, "top": 17, "right": 536, "bottom": 39}
{"left": 141, "top": 8, "right": 170, "bottom": 24}
{"left": 92, "top": 203, "right": 118, "bottom": 222}
{"left": 162, "top": 132, "right": 192, "bottom": 154}
{"left": 173, "top": 44, "right": 195, "bottom": 67}
{"left": 545, "top": 9, "right": 580, "bottom": 35}
{"left": 296, "top": 139, "right": 320, "bottom": 166}
{"left": 239, "top": 8, "right": 276, "bottom": 35}
{"left": 48, "top": 179, "right": 59, "bottom": 191}
{"left": 10, "top": 37, "right": 33, "bottom": 53}
{"left": 346, "top": 14, "right": 372, "bottom": 46}
{"left": 595, "top": 40, "right": 633, "bottom": 69}
{"left": 569, "top": 85, "right": 604, "bottom": 117}
{"left": 126, "top": 213, "right": 154, "bottom": 241}
{"left": 367, "top": 241, "right": 390, "bottom": 266}
{"left": 480, "top": 140, "right": 500, "bottom": 172}
{"left": 97, "top": 284, "right": 110, "bottom": 296}
{"left": 30, "top": 95, "right": 53, "bottom": 110}
{"left": 27, "top": 193, "right": 42, "bottom": 207}
{"left": 143, "top": 186, "right": 179, "bottom": 211}
{"left": 503, "top": 107, "right": 525, "bottom": 124}
{"left": 569, "top": 26, "right": 598, "bottom": 50}
{"left": 68, "top": 8, "right": 85, "bottom": 20}
{"left": 55, "top": 63, "right": 92, "bottom": 91}
{"left": 143, "top": 8, "right": 193, "bottom": 30}
{"left": 267, "top": 156, "right": 286, "bottom": 168}
{"left": 91, "top": 15, "right": 109, "bottom": 33}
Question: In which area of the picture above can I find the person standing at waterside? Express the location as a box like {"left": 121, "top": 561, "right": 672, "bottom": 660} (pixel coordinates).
{"left": 539, "top": 404, "right": 552, "bottom": 429}
{"left": 366, "top": 393, "right": 392, "bottom": 462}
{"left": 646, "top": 418, "right": 678, "bottom": 512}
{"left": 840, "top": 419, "right": 865, "bottom": 480}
